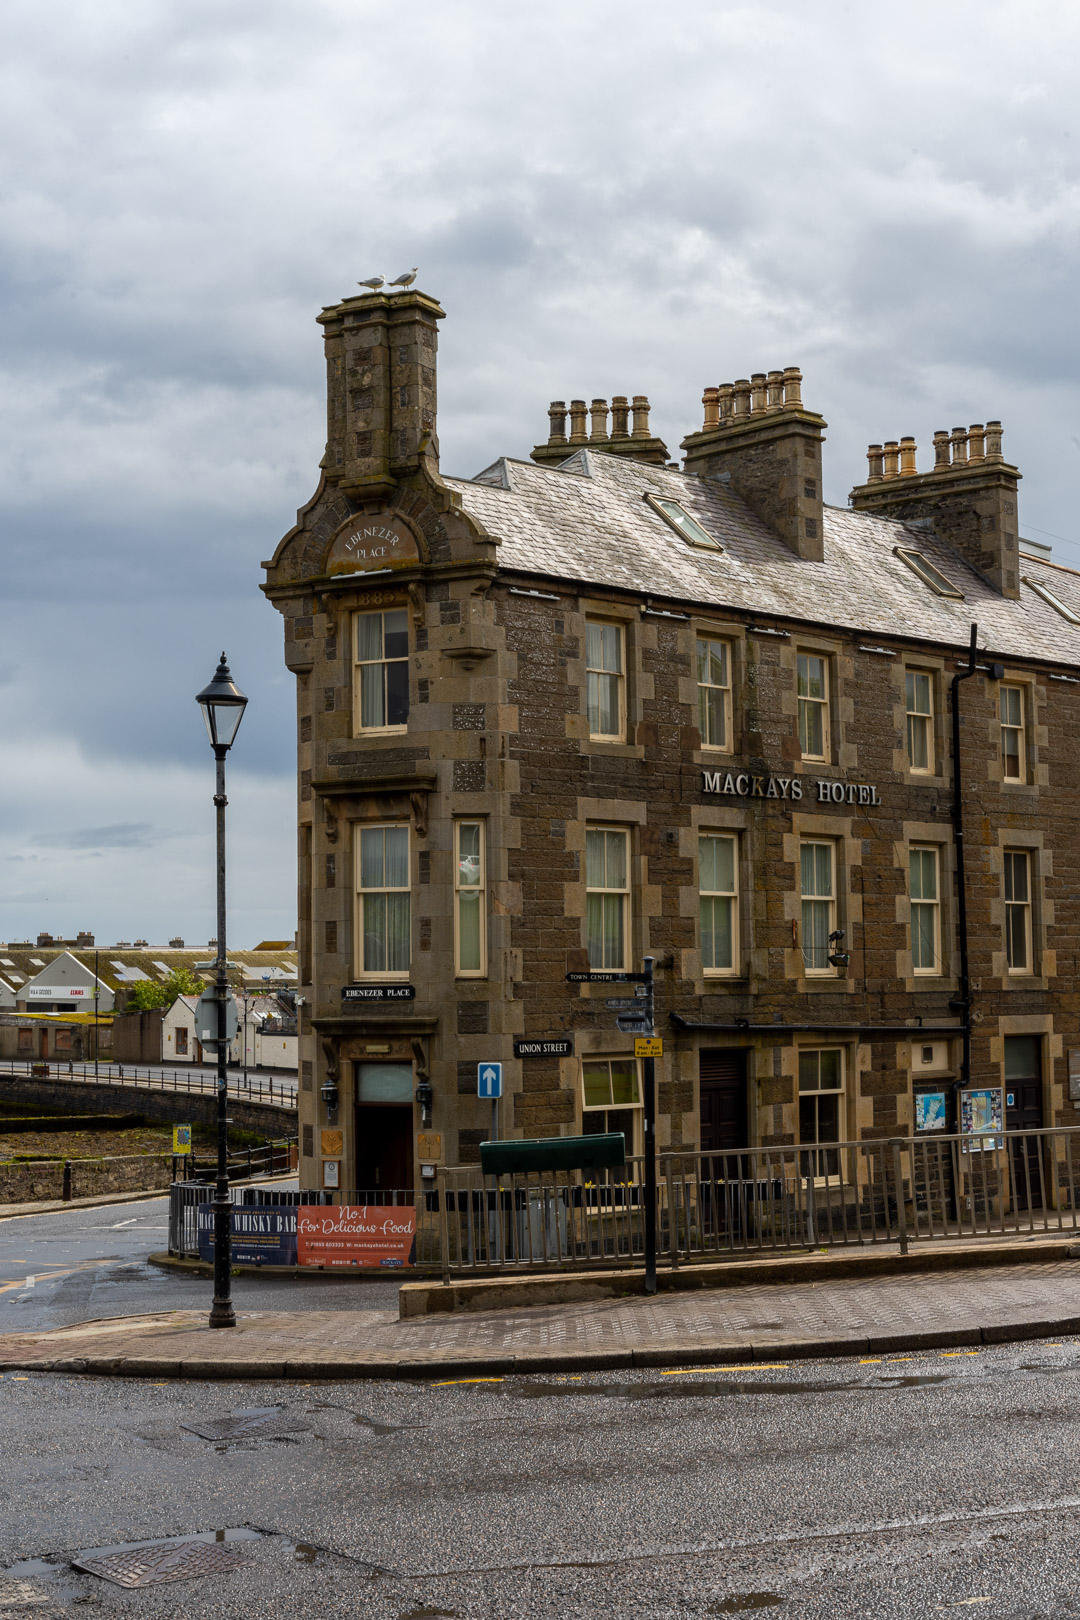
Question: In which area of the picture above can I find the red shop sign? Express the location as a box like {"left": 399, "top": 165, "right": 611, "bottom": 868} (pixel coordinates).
{"left": 297, "top": 1204, "right": 416, "bottom": 1269}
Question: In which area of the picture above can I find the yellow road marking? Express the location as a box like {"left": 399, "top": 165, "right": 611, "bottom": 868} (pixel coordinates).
{"left": 662, "top": 1364, "right": 789, "bottom": 1376}
{"left": 432, "top": 1378, "right": 504, "bottom": 1386}
{"left": 941, "top": 1350, "right": 980, "bottom": 1358}
{"left": 860, "top": 1358, "right": 883, "bottom": 1364}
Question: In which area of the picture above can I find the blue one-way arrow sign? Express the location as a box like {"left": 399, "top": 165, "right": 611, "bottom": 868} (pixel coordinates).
{"left": 477, "top": 1062, "right": 503, "bottom": 1099}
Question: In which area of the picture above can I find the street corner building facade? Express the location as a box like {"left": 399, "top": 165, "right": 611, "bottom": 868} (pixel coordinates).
{"left": 263, "top": 284, "right": 1080, "bottom": 1202}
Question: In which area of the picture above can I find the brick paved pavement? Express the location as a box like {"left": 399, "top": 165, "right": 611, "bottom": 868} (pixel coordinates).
{"left": 3, "top": 1258, "right": 1080, "bottom": 1378}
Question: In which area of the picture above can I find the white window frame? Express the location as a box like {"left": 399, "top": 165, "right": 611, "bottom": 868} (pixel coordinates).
{"left": 1000, "top": 685, "right": 1026, "bottom": 783}
{"left": 800, "top": 840, "right": 837, "bottom": 976}
{"left": 909, "top": 846, "right": 941, "bottom": 976}
{"left": 905, "top": 670, "right": 934, "bottom": 774}
{"left": 797, "top": 1048, "right": 845, "bottom": 1178}
{"left": 581, "top": 1055, "right": 644, "bottom": 1156}
{"left": 354, "top": 823, "right": 411, "bottom": 979}
{"left": 699, "top": 832, "right": 739, "bottom": 977}
{"left": 1004, "top": 849, "right": 1032, "bottom": 975}
{"left": 585, "top": 826, "right": 630, "bottom": 971}
{"left": 585, "top": 619, "right": 626, "bottom": 741}
{"left": 454, "top": 819, "right": 487, "bottom": 979}
{"left": 797, "top": 652, "right": 830, "bottom": 761}
{"left": 697, "top": 637, "right": 733, "bottom": 752}
{"left": 353, "top": 608, "right": 410, "bottom": 736}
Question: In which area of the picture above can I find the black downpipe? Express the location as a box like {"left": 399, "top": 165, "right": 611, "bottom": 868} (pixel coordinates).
{"left": 950, "top": 622, "right": 979, "bottom": 1120}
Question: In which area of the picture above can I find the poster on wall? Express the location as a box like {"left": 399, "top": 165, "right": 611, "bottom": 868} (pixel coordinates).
{"left": 197, "top": 1204, "right": 298, "bottom": 1265}
{"left": 297, "top": 1204, "right": 416, "bottom": 1268}
{"left": 914, "top": 1093, "right": 947, "bottom": 1133}
{"left": 960, "top": 1087, "right": 1003, "bottom": 1152}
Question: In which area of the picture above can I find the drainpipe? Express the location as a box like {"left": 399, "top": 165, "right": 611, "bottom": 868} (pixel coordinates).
{"left": 949, "top": 623, "right": 979, "bottom": 1121}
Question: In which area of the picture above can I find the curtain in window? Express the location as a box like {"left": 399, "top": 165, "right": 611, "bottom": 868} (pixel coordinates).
{"left": 800, "top": 843, "right": 832, "bottom": 970}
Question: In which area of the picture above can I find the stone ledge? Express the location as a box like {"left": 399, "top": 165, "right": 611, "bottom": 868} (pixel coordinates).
{"left": 398, "top": 1235, "right": 1080, "bottom": 1318}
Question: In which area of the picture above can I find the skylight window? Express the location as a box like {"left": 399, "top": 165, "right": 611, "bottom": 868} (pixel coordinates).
{"left": 644, "top": 493, "right": 723, "bottom": 552}
{"left": 894, "top": 547, "right": 964, "bottom": 600}
{"left": 1023, "top": 575, "right": 1080, "bottom": 626}
{"left": 30, "top": 958, "right": 44, "bottom": 967}
{"left": 0, "top": 959, "right": 12, "bottom": 967}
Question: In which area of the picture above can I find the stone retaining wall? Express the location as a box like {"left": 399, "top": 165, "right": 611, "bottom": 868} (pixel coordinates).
{"left": 0, "top": 1075, "right": 294, "bottom": 1137}
{"left": 0, "top": 1154, "right": 174, "bottom": 1205}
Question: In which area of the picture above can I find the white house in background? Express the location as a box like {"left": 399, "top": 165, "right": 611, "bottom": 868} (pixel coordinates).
{"left": 0, "top": 977, "right": 16, "bottom": 1011}
{"left": 16, "top": 951, "right": 113, "bottom": 1013}
{"left": 237, "top": 996, "right": 298, "bottom": 1072}
{"left": 161, "top": 994, "right": 201, "bottom": 1063}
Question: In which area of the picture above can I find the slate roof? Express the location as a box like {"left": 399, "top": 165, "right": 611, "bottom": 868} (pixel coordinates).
{"left": 0, "top": 946, "right": 298, "bottom": 999}
{"left": 447, "top": 450, "right": 1080, "bottom": 668}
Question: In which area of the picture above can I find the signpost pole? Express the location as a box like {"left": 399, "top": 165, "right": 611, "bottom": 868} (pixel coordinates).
{"left": 641, "top": 955, "right": 657, "bottom": 1296}
{"left": 491, "top": 1096, "right": 499, "bottom": 1142}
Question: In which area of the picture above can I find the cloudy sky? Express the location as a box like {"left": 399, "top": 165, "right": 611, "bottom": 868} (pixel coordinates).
{"left": 1, "top": 0, "right": 1077, "bottom": 948}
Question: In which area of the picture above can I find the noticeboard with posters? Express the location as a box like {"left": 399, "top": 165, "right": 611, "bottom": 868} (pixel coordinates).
{"left": 960, "top": 1087, "right": 1004, "bottom": 1152}
{"left": 296, "top": 1203, "right": 416, "bottom": 1268}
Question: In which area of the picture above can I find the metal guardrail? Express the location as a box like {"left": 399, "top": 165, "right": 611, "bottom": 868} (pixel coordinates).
{"left": 437, "top": 1125, "right": 1080, "bottom": 1276}
{"left": 0, "top": 1057, "right": 297, "bottom": 1109}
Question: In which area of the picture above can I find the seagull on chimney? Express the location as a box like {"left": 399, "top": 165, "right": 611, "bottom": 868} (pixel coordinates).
{"left": 388, "top": 267, "right": 418, "bottom": 290}
{"left": 357, "top": 275, "right": 384, "bottom": 291}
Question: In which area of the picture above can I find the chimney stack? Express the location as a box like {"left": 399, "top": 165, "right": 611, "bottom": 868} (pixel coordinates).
{"left": 681, "top": 365, "right": 827, "bottom": 561}
{"left": 316, "top": 287, "right": 444, "bottom": 503}
{"left": 849, "top": 420, "right": 1020, "bottom": 598}
{"left": 531, "top": 393, "right": 669, "bottom": 465}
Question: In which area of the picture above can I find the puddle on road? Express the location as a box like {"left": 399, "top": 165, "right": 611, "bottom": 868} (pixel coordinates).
{"left": 509, "top": 1375, "right": 948, "bottom": 1400}
{"left": 709, "top": 1596, "right": 783, "bottom": 1614}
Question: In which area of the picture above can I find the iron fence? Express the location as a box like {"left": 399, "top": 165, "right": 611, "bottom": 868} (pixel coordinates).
{"left": 0, "top": 1057, "right": 296, "bottom": 1109}
{"left": 438, "top": 1124, "right": 1080, "bottom": 1276}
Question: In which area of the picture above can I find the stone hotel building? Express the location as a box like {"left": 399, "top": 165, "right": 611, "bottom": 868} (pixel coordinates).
{"left": 263, "top": 285, "right": 1080, "bottom": 1196}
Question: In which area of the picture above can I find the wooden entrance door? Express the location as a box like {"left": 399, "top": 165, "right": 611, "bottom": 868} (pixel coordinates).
{"left": 355, "top": 1105, "right": 414, "bottom": 1197}
{"left": 699, "top": 1049, "right": 749, "bottom": 1157}
{"left": 1005, "top": 1036, "right": 1044, "bottom": 1211}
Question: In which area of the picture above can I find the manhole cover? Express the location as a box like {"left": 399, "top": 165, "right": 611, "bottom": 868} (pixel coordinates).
{"left": 181, "top": 1412, "right": 309, "bottom": 1443}
{"left": 72, "top": 1539, "right": 252, "bottom": 1588}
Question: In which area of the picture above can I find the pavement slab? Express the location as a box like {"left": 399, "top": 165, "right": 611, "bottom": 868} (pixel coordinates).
{"left": 4, "top": 1258, "right": 1080, "bottom": 1376}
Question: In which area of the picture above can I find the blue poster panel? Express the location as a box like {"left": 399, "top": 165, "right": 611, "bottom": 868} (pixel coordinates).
{"left": 196, "top": 1203, "right": 298, "bottom": 1265}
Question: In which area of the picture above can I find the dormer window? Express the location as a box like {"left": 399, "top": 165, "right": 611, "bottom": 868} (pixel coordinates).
{"left": 894, "top": 547, "right": 964, "bottom": 600}
{"left": 644, "top": 493, "right": 723, "bottom": 552}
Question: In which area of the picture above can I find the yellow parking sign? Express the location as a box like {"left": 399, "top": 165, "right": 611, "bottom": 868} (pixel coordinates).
{"left": 172, "top": 1124, "right": 192, "bottom": 1154}
{"left": 634, "top": 1037, "right": 663, "bottom": 1058}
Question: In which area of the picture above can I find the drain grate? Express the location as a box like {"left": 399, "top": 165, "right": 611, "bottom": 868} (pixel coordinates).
{"left": 72, "top": 1538, "right": 252, "bottom": 1588}
{"left": 181, "top": 1411, "right": 309, "bottom": 1443}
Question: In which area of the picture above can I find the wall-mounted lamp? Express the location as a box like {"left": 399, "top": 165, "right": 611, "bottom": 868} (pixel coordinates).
{"left": 415, "top": 1078, "right": 433, "bottom": 1128}
{"left": 320, "top": 1077, "right": 339, "bottom": 1121}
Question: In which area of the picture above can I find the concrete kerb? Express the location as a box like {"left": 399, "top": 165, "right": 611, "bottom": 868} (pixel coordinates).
{"left": 8, "top": 1317, "right": 1080, "bottom": 1380}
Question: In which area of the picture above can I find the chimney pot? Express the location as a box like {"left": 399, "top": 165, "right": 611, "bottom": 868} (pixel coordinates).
{"left": 750, "top": 373, "right": 768, "bottom": 415}
{"left": 589, "top": 398, "right": 609, "bottom": 443}
{"left": 702, "top": 387, "right": 720, "bottom": 432}
{"left": 932, "top": 430, "right": 951, "bottom": 471}
{"left": 950, "top": 426, "right": 968, "bottom": 466}
{"left": 611, "top": 395, "right": 630, "bottom": 438}
{"left": 782, "top": 367, "right": 803, "bottom": 408}
{"left": 569, "top": 399, "right": 588, "bottom": 444}
{"left": 883, "top": 440, "right": 900, "bottom": 480}
{"left": 985, "top": 420, "right": 1004, "bottom": 461}
{"left": 967, "top": 423, "right": 986, "bottom": 463}
{"left": 867, "top": 444, "right": 885, "bottom": 483}
{"left": 732, "top": 380, "right": 751, "bottom": 418}
{"left": 899, "top": 436, "right": 917, "bottom": 476}
{"left": 547, "top": 401, "right": 568, "bottom": 446}
{"left": 631, "top": 395, "right": 652, "bottom": 439}
{"left": 766, "top": 370, "right": 785, "bottom": 412}
{"left": 717, "top": 384, "right": 734, "bottom": 422}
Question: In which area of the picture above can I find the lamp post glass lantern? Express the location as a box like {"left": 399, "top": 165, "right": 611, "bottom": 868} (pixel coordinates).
{"left": 196, "top": 653, "right": 248, "bottom": 1329}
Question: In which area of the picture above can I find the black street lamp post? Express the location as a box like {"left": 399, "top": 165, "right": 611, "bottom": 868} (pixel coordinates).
{"left": 196, "top": 652, "right": 248, "bottom": 1330}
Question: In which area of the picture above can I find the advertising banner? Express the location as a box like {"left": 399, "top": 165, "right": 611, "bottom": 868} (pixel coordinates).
{"left": 196, "top": 1204, "right": 298, "bottom": 1265}
{"left": 297, "top": 1204, "right": 416, "bottom": 1269}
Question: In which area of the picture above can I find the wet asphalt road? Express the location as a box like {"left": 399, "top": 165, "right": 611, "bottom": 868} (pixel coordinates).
{"left": 3, "top": 1342, "right": 1080, "bottom": 1617}
{"left": 0, "top": 1194, "right": 401, "bottom": 1330}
